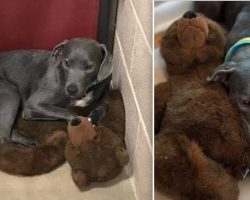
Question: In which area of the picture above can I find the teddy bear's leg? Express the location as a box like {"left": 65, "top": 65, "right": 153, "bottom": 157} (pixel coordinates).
{"left": 155, "top": 82, "right": 172, "bottom": 134}
{"left": 155, "top": 132, "right": 239, "bottom": 200}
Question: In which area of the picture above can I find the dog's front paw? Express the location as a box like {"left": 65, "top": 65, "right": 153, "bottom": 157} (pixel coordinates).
{"left": 88, "top": 103, "right": 108, "bottom": 126}
{"left": 22, "top": 108, "right": 33, "bottom": 120}
{"left": 87, "top": 117, "right": 96, "bottom": 127}
{"left": 69, "top": 116, "right": 81, "bottom": 126}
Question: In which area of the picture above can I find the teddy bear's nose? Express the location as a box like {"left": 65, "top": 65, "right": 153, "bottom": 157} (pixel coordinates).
{"left": 183, "top": 11, "right": 197, "bottom": 19}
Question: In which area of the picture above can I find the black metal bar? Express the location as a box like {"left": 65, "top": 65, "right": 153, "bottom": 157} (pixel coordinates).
{"left": 97, "top": 0, "right": 118, "bottom": 54}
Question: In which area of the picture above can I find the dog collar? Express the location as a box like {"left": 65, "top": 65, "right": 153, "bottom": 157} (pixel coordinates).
{"left": 88, "top": 80, "right": 99, "bottom": 88}
{"left": 225, "top": 37, "right": 250, "bottom": 62}
{"left": 85, "top": 75, "right": 112, "bottom": 94}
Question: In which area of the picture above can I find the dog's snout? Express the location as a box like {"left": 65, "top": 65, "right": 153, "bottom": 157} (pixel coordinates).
{"left": 67, "top": 84, "right": 78, "bottom": 95}
{"left": 183, "top": 11, "right": 197, "bottom": 19}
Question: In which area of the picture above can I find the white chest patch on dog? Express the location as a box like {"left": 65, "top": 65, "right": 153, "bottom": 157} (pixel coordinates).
{"left": 73, "top": 92, "right": 93, "bottom": 107}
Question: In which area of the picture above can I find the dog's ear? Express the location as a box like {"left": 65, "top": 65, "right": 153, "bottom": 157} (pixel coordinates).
{"left": 207, "top": 62, "right": 237, "bottom": 86}
{"left": 51, "top": 40, "right": 68, "bottom": 59}
{"left": 97, "top": 44, "right": 113, "bottom": 82}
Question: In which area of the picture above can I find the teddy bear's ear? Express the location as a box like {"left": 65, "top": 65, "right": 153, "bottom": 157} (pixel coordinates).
{"left": 115, "top": 147, "right": 129, "bottom": 167}
{"left": 72, "top": 170, "right": 90, "bottom": 188}
{"left": 207, "top": 62, "right": 237, "bottom": 86}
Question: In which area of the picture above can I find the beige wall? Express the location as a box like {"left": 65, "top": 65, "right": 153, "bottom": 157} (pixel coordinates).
{"left": 112, "top": 0, "right": 152, "bottom": 200}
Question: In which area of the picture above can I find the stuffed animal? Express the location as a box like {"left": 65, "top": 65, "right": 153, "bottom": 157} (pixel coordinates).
{"left": 0, "top": 90, "right": 129, "bottom": 189}
{"left": 155, "top": 11, "right": 250, "bottom": 200}
{"left": 65, "top": 90, "right": 129, "bottom": 188}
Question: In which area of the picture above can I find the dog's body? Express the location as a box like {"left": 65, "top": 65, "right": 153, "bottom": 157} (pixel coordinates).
{"left": 0, "top": 38, "right": 112, "bottom": 145}
{"left": 208, "top": 4, "right": 250, "bottom": 141}
{"left": 194, "top": 2, "right": 250, "bottom": 31}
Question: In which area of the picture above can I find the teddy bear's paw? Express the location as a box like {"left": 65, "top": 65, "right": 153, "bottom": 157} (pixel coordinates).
{"left": 115, "top": 147, "right": 129, "bottom": 167}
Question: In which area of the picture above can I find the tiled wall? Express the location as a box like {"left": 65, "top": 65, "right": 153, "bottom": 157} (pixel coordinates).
{"left": 112, "top": 0, "right": 152, "bottom": 200}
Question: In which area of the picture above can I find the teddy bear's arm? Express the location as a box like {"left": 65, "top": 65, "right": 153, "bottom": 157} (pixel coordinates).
{"left": 155, "top": 82, "right": 172, "bottom": 134}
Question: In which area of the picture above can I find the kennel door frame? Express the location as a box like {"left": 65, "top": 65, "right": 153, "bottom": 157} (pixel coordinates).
{"left": 97, "top": 0, "right": 118, "bottom": 54}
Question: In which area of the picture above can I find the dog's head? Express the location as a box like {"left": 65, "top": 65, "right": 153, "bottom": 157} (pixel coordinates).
{"left": 208, "top": 61, "right": 250, "bottom": 119}
{"left": 52, "top": 38, "right": 112, "bottom": 100}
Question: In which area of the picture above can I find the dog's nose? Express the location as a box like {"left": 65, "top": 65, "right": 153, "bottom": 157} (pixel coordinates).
{"left": 183, "top": 11, "right": 197, "bottom": 19}
{"left": 67, "top": 84, "right": 78, "bottom": 95}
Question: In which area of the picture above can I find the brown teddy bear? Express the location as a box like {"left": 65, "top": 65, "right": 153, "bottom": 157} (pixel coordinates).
{"left": 155, "top": 11, "right": 250, "bottom": 200}
{"left": 0, "top": 90, "right": 129, "bottom": 189}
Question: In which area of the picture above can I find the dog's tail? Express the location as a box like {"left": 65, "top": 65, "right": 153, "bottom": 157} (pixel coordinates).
{"left": 0, "top": 130, "right": 67, "bottom": 176}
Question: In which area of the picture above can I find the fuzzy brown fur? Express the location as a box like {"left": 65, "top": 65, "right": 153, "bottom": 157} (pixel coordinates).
{"left": 155, "top": 13, "right": 249, "bottom": 200}
{"left": 0, "top": 90, "right": 128, "bottom": 189}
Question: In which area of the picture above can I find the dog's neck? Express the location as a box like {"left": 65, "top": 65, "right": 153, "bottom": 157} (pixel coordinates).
{"left": 225, "top": 37, "right": 250, "bottom": 63}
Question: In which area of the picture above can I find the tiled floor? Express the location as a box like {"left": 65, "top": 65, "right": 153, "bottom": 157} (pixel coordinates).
{"left": 0, "top": 163, "right": 136, "bottom": 200}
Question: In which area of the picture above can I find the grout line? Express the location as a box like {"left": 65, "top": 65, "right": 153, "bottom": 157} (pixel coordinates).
{"left": 129, "top": 176, "right": 139, "bottom": 200}
{"left": 116, "top": 32, "right": 152, "bottom": 152}
{"left": 124, "top": 120, "right": 141, "bottom": 200}
{"left": 129, "top": 0, "right": 152, "bottom": 52}
{"left": 129, "top": 24, "right": 138, "bottom": 73}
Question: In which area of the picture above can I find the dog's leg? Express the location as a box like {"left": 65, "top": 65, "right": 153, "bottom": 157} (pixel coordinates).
{"left": 11, "top": 129, "right": 39, "bottom": 146}
{"left": 88, "top": 103, "right": 108, "bottom": 126}
{"left": 0, "top": 84, "right": 20, "bottom": 143}
{"left": 23, "top": 105, "right": 80, "bottom": 126}
{"left": 23, "top": 90, "right": 81, "bottom": 126}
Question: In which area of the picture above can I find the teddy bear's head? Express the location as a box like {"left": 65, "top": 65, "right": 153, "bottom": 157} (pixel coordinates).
{"left": 65, "top": 117, "right": 129, "bottom": 189}
{"left": 176, "top": 11, "right": 209, "bottom": 49}
{"left": 160, "top": 11, "right": 225, "bottom": 75}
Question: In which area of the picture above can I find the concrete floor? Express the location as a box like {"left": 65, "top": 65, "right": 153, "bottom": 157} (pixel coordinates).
{"left": 0, "top": 163, "right": 136, "bottom": 200}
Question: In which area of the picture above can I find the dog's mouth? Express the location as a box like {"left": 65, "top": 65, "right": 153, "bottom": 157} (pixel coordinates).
{"left": 66, "top": 91, "right": 85, "bottom": 100}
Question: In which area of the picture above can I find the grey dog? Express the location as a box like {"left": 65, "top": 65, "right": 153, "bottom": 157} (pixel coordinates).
{"left": 0, "top": 38, "right": 113, "bottom": 146}
{"left": 207, "top": 4, "right": 250, "bottom": 141}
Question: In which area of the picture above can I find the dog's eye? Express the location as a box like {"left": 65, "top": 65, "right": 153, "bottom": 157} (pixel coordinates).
{"left": 242, "top": 100, "right": 250, "bottom": 106}
{"left": 86, "top": 64, "right": 93, "bottom": 70}
{"left": 64, "top": 59, "right": 70, "bottom": 67}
